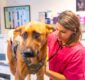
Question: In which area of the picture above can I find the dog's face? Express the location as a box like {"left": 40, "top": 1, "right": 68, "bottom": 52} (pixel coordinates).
{"left": 13, "top": 21, "right": 53, "bottom": 64}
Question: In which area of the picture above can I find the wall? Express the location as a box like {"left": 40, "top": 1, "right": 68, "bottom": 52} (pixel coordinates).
{"left": 0, "top": 0, "right": 7, "bottom": 34}
{"left": 1, "top": 0, "right": 85, "bottom": 33}
{"left": 30, "top": 0, "right": 73, "bottom": 20}
{"left": 30, "top": 0, "right": 85, "bottom": 20}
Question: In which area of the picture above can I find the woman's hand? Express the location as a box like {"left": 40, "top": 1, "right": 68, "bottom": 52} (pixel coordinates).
{"left": 45, "top": 62, "right": 67, "bottom": 80}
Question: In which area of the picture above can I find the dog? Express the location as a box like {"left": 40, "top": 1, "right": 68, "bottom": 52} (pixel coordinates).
{"left": 7, "top": 21, "right": 54, "bottom": 80}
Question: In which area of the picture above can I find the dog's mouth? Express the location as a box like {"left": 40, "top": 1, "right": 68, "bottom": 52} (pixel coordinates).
{"left": 22, "top": 49, "right": 45, "bottom": 74}
{"left": 26, "top": 61, "right": 44, "bottom": 74}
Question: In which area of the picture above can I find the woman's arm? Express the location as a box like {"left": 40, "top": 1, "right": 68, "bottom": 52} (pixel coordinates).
{"left": 45, "top": 69, "right": 67, "bottom": 80}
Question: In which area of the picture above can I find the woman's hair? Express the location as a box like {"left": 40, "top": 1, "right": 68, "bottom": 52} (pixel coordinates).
{"left": 57, "top": 10, "right": 82, "bottom": 45}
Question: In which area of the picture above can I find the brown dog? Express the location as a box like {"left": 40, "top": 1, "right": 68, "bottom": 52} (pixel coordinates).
{"left": 7, "top": 21, "right": 54, "bottom": 80}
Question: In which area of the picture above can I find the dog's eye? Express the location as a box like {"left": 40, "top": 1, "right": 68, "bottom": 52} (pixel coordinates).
{"left": 32, "top": 31, "right": 40, "bottom": 39}
{"left": 22, "top": 32, "right": 28, "bottom": 40}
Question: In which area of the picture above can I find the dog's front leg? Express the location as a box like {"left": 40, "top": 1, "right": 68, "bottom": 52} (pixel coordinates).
{"left": 15, "top": 68, "right": 23, "bottom": 80}
{"left": 27, "top": 74, "right": 31, "bottom": 80}
{"left": 15, "top": 64, "right": 26, "bottom": 79}
{"left": 15, "top": 65, "right": 31, "bottom": 80}
{"left": 36, "top": 66, "right": 45, "bottom": 80}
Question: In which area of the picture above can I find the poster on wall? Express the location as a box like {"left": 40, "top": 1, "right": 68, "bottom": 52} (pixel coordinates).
{"left": 4, "top": 5, "right": 31, "bottom": 29}
{"left": 76, "top": 0, "right": 85, "bottom": 11}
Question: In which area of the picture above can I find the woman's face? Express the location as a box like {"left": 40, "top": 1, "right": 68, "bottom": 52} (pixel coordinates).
{"left": 56, "top": 23, "right": 74, "bottom": 44}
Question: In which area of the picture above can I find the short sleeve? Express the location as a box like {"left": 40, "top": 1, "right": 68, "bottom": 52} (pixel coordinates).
{"left": 63, "top": 48, "right": 85, "bottom": 80}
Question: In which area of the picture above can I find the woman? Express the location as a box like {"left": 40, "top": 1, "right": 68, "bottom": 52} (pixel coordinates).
{"left": 46, "top": 10, "right": 85, "bottom": 80}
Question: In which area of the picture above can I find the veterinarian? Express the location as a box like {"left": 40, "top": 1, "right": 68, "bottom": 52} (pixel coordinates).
{"left": 46, "top": 10, "right": 85, "bottom": 80}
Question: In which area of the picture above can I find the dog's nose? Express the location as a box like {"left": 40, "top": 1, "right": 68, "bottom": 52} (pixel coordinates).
{"left": 23, "top": 48, "right": 36, "bottom": 58}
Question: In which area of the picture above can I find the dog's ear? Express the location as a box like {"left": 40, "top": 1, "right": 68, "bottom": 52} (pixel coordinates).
{"left": 14, "top": 26, "right": 24, "bottom": 38}
{"left": 46, "top": 24, "right": 54, "bottom": 33}
{"left": 14, "top": 26, "right": 24, "bottom": 33}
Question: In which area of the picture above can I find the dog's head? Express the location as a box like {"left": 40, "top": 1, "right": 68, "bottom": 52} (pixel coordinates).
{"left": 9, "top": 21, "right": 54, "bottom": 73}
{"left": 13, "top": 21, "right": 54, "bottom": 59}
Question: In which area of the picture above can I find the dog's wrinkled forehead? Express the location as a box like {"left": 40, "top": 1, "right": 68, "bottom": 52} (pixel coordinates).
{"left": 25, "top": 22, "right": 49, "bottom": 33}
{"left": 24, "top": 21, "right": 54, "bottom": 34}
{"left": 14, "top": 21, "right": 54, "bottom": 39}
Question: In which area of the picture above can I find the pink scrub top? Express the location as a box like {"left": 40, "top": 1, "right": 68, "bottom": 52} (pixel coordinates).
{"left": 47, "top": 31, "right": 85, "bottom": 80}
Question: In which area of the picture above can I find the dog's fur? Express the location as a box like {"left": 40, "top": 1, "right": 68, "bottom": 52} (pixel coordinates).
{"left": 7, "top": 21, "right": 53, "bottom": 80}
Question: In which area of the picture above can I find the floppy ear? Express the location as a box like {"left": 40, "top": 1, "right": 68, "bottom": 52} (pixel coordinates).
{"left": 46, "top": 24, "right": 54, "bottom": 33}
{"left": 14, "top": 26, "right": 24, "bottom": 33}
{"left": 13, "top": 26, "right": 24, "bottom": 39}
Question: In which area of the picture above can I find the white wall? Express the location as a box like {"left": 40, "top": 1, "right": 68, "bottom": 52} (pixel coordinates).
{"left": 0, "top": 0, "right": 85, "bottom": 33}
{"left": 30, "top": 0, "right": 85, "bottom": 20}
{"left": 0, "top": 0, "right": 7, "bottom": 34}
{"left": 30, "top": 0, "right": 75, "bottom": 20}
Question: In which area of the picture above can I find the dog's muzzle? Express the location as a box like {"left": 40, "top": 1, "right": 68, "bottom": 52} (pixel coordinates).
{"left": 22, "top": 48, "right": 45, "bottom": 74}
{"left": 23, "top": 48, "right": 36, "bottom": 58}
{"left": 13, "top": 44, "right": 45, "bottom": 74}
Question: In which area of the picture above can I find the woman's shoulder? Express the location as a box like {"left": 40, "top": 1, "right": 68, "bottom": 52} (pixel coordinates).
{"left": 47, "top": 31, "right": 58, "bottom": 47}
{"left": 74, "top": 42, "right": 85, "bottom": 51}
{"left": 48, "top": 31, "right": 57, "bottom": 40}
{"left": 71, "top": 42, "right": 85, "bottom": 57}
